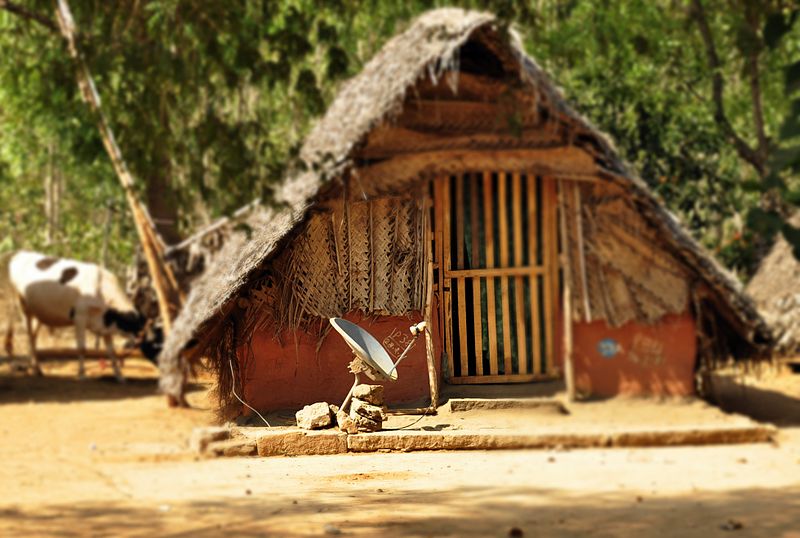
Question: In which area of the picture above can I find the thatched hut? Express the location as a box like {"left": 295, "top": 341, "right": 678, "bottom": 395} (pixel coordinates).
{"left": 160, "top": 8, "right": 770, "bottom": 418}
{"left": 746, "top": 217, "right": 800, "bottom": 355}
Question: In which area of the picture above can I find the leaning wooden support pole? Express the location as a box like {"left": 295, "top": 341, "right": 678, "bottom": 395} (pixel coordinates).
{"left": 422, "top": 187, "right": 439, "bottom": 409}
{"left": 54, "top": 0, "right": 180, "bottom": 333}
{"left": 558, "top": 180, "right": 576, "bottom": 402}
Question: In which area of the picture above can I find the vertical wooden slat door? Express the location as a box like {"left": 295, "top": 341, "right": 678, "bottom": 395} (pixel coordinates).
{"left": 438, "top": 172, "right": 557, "bottom": 384}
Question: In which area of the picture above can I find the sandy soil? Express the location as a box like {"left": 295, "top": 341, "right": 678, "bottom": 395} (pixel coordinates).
{"left": 1, "top": 360, "right": 799, "bottom": 537}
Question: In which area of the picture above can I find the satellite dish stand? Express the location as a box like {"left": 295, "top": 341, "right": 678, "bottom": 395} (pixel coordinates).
{"left": 330, "top": 318, "right": 427, "bottom": 413}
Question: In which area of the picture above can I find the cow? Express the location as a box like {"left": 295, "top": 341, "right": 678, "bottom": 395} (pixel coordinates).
{"left": 2, "top": 250, "right": 160, "bottom": 382}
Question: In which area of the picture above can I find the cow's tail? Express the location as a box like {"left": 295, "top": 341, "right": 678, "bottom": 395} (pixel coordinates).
{"left": 0, "top": 251, "right": 17, "bottom": 357}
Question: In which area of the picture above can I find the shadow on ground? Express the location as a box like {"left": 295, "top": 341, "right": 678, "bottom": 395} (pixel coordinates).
{"left": 710, "top": 373, "right": 800, "bottom": 427}
{"left": 0, "top": 372, "right": 206, "bottom": 405}
{"left": 439, "top": 380, "right": 564, "bottom": 401}
{"left": 1, "top": 484, "right": 798, "bottom": 537}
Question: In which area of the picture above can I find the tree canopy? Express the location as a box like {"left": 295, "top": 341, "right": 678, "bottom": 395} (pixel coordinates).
{"left": 0, "top": 0, "right": 798, "bottom": 278}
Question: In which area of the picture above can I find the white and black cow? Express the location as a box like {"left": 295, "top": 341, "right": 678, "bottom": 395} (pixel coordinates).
{"left": 2, "top": 250, "right": 158, "bottom": 382}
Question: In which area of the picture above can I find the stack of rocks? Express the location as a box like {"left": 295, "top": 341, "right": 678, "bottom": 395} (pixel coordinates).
{"left": 336, "top": 384, "right": 387, "bottom": 433}
{"left": 295, "top": 401, "right": 334, "bottom": 430}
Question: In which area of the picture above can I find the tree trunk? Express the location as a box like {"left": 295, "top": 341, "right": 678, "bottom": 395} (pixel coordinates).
{"left": 145, "top": 170, "right": 181, "bottom": 245}
{"left": 44, "top": 142, "right": 55, "bottom": 246}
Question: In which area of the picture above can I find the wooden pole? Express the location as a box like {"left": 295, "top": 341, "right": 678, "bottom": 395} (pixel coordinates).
{"left": 574, "top": 186, "right": 591, "bottom": 322}
{"left": 54, "top": 0, "right": 180, "bottom": 333}
{"left": 101, "top": 200, "right": 112, "bottom": 268}
{"left": 558, "top": 180, "right": 576, "bottom": 402}
{"left": 423, "top": 186, "right": 439, "bottom": 409}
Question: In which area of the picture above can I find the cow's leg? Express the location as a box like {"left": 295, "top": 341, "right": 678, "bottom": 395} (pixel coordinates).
{"left": 31, "top": 319, "right": 41, "bottom": 349}
{"left": 23, "top": 311, "right": 43, "bottom": 377}
{"left": 103, "top": 334, "right": 125, "bottom": 383}
{"left": 74, "top": 311, "right": 88, "bottom": 380}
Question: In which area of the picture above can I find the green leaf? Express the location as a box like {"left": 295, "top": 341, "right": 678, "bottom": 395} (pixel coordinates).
{"left": 782, "top": 223, "right": 800, "bottom": 260}
{"left": 784, "top": 189, "right": 800, "bottom": 205}
{"left": 327, "top": 46, "right": 349, "bottom": 79}
{"left": 746, "top": 208, "right": 783, "bottom": 238}
{"left": 764, "top": 171, "right": 787, "bottom": 191}
{"left": 741, "top": 179, "right": 762, "bottom": 193}
{"left": 785, "top": 60, "right": 800, "bottom": 95}
{"left": 764, "top": 10, "right": 798, "bottom": 49}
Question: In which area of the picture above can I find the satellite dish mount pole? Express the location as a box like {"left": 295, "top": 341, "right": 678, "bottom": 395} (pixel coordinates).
{"left": 340, "top": 357, "right": 370, "bottom": 413}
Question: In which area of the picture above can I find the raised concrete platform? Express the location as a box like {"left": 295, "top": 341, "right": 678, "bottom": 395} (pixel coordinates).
{"left": 208, "top": 422, "right": 776, "bottom": 457}
{"left": 197, "top": 395, "right": 779, "bottom": 458}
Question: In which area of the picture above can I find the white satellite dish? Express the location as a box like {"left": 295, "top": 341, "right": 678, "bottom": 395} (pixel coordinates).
{"left": 330, "top": 318, "right": 398, "bottom": 382}
{"left": 330, "top": 317, "right": 427, "bottom": 412}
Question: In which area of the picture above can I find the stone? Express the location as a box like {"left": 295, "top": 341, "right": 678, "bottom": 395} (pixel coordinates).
{"left": 351, "top": 399, "right": 384, "bottom": 422}
{"left": 256, "top": 429, "right": 348, "bottom": 456}
{"left": 189, "top": 426, "right": 230, "bottom": 453}
{"left": 295, "top": 402, "right": 333, "bottom": 430}
{"left": 350, "top": 412, "right": 381, "bottom": 432}
{"left": 206, "top": 438, "right": 257, "bottom": 457}
{"left": 336, "top": 410, "right": 358, "bottom": 434}
{"left": 352, "top": 384, "right": 384, "bottom": 405}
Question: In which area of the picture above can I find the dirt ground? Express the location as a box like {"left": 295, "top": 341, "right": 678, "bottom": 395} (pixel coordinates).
{"left": 1, "top": 358, "right": 799, "bottom": 537}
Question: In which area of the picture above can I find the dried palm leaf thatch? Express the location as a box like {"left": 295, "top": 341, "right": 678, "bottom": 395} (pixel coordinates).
{"left": 348, "top": 200, "right": 372, "bottom": 311}
{"left": 208, "top": 316, "right": 241, "bottom": 422}
{"left": 275, "top": 209, "right": 344, "bottom": 328}
{"left": 239, "top": 194, "right": 423, "bottom": 337}
{"left": 746, "top": 214, "right": 800, "bottom": 355}
{"left": 159, "top": 206, "right": 302, "bottom": 397}
{"left": 561, "top": 182, "right": 689, "bottom": 327}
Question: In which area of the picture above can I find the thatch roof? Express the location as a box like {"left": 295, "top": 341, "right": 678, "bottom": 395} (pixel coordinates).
{"left": 746, "top": 217, "right": 800, "bottom": 354}
{"left": 159, "top": 7, "right": 771, "bottom": 398}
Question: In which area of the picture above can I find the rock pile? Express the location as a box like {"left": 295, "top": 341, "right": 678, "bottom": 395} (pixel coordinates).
{"left": 336, "top": 384, "right": 388, "bottom": 434}
{"left": 294, "top": 386, "right": 388, "bottom": 434}
{"left": 295, "top": 402, "right": 334, "bottom": 430}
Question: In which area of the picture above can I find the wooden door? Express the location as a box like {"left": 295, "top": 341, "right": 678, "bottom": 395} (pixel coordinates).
{"left": 436, "top": 172, "right": 559, "bottom": 384}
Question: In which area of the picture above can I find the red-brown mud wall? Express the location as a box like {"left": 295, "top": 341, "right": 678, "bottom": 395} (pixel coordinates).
{"left": 569, "top": 312, "right": 697, "bottom": 397}
{"left": 238, "top": 311, "right": 441, "bottom": 412}
{"left": 238, "top": 309, "right": 696, "bottom": 412}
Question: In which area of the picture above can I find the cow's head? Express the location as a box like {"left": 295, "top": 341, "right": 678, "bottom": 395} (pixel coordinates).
{"left": 103, "top": 308, "right": 147, "bottom": 335}
{"left": 139, "top": 324, "right": 164, "bottom": 364}
{"left": 103, "top": 309, "right": 163, "bottom": 364}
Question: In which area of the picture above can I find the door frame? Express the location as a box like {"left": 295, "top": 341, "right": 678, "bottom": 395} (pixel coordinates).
{"left": 433, "top": 172, "right": 560, "bottom": 384}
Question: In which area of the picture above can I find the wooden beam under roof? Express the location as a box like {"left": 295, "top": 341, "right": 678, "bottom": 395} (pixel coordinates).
{"left": 351, "top": 147, "right": 602, "bottom": 198}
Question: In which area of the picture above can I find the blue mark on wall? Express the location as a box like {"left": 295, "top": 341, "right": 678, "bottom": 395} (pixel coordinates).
{"left": 597, "top": 338, "right": 620, "bottom": 359}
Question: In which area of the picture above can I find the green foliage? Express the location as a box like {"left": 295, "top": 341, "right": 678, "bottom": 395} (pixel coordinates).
{"left": 743, "top": 7, "right": 800, "bottom": 260}
{"left": 519, "top": 0, "right": 798, "bottom": 273}
{"left": 0, "top": 0, "right": 798, "bottom": 280}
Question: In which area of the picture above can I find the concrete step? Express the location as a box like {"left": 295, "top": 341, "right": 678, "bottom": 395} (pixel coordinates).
{"left": 448, "top": 397, "right": 568, "bottom": 414}
{"left": 230, "top": 422, "right": 777, "bottom": 457}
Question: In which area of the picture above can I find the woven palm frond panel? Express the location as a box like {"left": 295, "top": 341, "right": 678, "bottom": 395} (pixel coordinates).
{"left": 568, "top": 182, "right": 690, "bottom": 327}
{"left": 246, "top": 195, "right": 424, "bottom": 332}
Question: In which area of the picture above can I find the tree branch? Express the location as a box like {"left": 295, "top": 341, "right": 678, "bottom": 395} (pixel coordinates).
{"left": 0, "top": 0, "right": 57, "bottom": 32}
{"left": 743, "top": 5, "right": 769, "bottom": 160}
{"left": 690, "top": 0, "right": 765, "bottom": 176}
{"left": 746, "top": 51, "right": 769, "bottom": 158}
